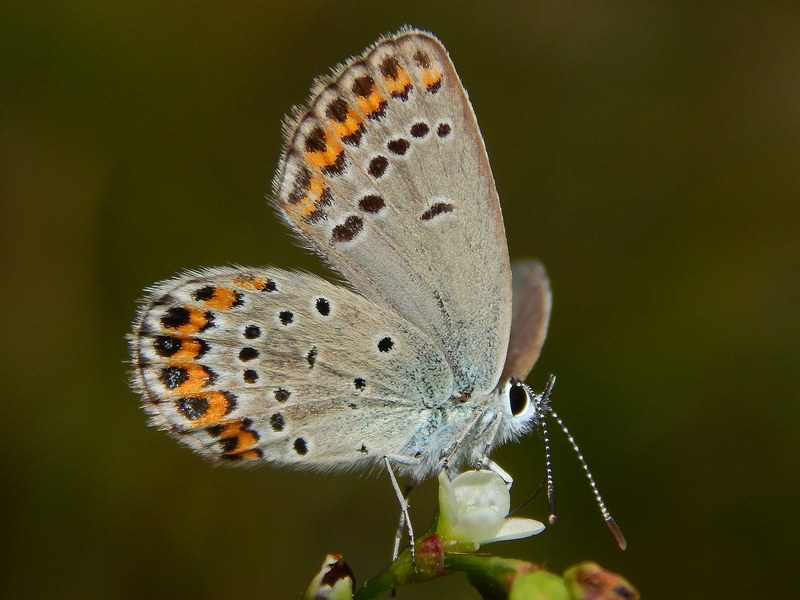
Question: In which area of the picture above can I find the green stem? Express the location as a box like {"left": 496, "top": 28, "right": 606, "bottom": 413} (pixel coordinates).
{"left": 354, "top": 548, "right": 422, "bottom": 600}
{"left": 445, "top": 554, "right": 540, "bottom": 599}
{"left": 355, "top": 534, "right": 448, "bottom": 599}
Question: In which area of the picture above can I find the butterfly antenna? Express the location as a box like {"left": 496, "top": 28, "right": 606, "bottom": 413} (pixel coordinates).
{"left": 533, "top": 375, "right": 626, "bottom": 550}
{"left": 534, "top": 375, "right": 558, "bottom": 524}
{"left": 550, "top": 407, "right": 627, "bottom": 550}
{"left": 542, "top": 422, "right": 558, "bottom": 524}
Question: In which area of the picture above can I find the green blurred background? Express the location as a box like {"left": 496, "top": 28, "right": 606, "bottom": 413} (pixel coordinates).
{"left": 2, "top": 2, "right": 798, "bottom": 598}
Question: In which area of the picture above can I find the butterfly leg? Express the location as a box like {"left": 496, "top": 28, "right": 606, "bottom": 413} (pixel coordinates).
{"left": 438, "top": 409, "right": 484, "bottom": 473}
{"left": 383, "top": 455, "right": 420, "bottom": 566}
{"left": 477, "top": 457, "right": 514, "bottom": 489}
{"left": 391, "top": 483, "right": 414, "bottom": 562}
{"left": 475, "top": 416, "right": 513, "bottom": 487}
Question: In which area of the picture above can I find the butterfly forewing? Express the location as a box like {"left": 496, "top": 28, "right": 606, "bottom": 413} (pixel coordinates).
{"left": 130, "top": 267, "right": 453, "bottom": 467}
{"left": 273, "top": 29, "right": 512, "bottom": 397}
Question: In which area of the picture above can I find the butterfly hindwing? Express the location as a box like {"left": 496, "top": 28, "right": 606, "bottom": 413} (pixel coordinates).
{"left": 130, "top": 267, "right": 453, "bottom": 468}
{"left": 501, "top": 260, "right": 552, "bottom": 382}
{"left": 272, "top": 28, "right": 512, "bottom": 397}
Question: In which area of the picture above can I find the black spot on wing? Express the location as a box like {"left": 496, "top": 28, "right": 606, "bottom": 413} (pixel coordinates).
{"left": 332, "top": 215, "right": 364, "bottom": 243}
{"left": 421, "top": 202, "right": 455, "bottom": 221}
{"left": 368, "top": 156, "right": 388, "bottom": 178}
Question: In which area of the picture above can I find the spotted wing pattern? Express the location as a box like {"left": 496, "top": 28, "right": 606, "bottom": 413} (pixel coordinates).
{"left": 130, "top": 267, "right": 453, "bottom": 467}
{"left": 272, "top": 28, "right": 512, "bottom": 397}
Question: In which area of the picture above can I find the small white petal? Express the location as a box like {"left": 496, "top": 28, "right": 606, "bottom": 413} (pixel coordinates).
{"left": 452, "top": 507, "right": 505, "bottom": 542}
{"left": 488, "top": 517, "right": 546, "bottom": 543}
{"left": 437, "top": 470, "right": 458, "bottom": 527}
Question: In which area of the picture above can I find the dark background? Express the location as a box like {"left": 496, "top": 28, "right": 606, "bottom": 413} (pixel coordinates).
{"left": 2, "top": 2, "right": 798, "bottom": 598}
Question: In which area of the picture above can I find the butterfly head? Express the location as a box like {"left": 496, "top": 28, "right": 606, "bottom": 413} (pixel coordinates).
{"left": 499, "top": 377, "right": 546, "bottom": 438}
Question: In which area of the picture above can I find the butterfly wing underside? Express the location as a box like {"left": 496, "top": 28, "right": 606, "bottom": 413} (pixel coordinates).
{"left": 272, "top": 29, "right": 512, "bottom": 396}
{"left": 130, "top": 267, "right": 453, "bottom": 467}
{"left": 501, "top": 260, "right": 552, "bottom": 382}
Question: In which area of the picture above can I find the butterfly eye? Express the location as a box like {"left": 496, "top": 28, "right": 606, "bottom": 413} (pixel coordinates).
{"left": 508, "top": 380, "right": 530, "bottom": 417}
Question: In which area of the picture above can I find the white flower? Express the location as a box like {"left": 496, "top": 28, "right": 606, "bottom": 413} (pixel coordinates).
{"left": 437, "top": 470, "right": 545, "bottom": 546}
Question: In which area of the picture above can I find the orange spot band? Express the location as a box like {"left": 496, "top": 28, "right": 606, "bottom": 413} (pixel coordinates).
{"left": 330, "top": 109, "right": 363, "bottom": 138}
{"left": 421, "top": 67, "right": 442, "bottom": 89}
{"left": 234, "top": 276, "right": 263, "bottom": 290}
{"left": 384, "top": 66, "right": 412, "bottom": 94}
{"left": 221, "top": 430, "right": 258, "bottom": 453}
{"left": 170, "top": 363, "right": 214, "bottom": 395}
{"left": 234, "top": 275, "right": 272, "bottom": 292}
{"left": 356, "top": 88, "right": 385, "bottom": 115}
{"left": 167, "top": 306, "right": 211, "bottom": 335}
{"left": 170, "top": 339, "right": 205, "bottom": 362}
{"left": 286, "top": 176, "right": 326, "bottom": 221}
{"left": 304, "top": 130, "right": 343, "bottom": 170}
{"left": 202, "top": 287, "right": 239, "bottom": 311}
{"left": 236, "top": 449, "right": 262, "bottom": 460}
{"left": 190, "top": 392, "right": 232, "bottom": 427}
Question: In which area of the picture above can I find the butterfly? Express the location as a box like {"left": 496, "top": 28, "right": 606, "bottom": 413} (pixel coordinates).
{"left": 129, "top": 27, "right": 552, "bottom": 511}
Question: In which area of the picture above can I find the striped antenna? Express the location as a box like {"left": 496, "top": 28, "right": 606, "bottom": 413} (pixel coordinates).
{"left": 536, "top": 376, "right": 558, "bottom": 524}
{"left": 532, "top": 375, "right": 627, "bottom": 550}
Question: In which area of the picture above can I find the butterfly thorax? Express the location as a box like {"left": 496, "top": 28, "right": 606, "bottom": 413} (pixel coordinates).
{"left": 394, "top": 385, "right": 527, "bottom": 481}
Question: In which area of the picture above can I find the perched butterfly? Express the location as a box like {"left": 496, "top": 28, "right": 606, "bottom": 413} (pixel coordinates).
{"left": 129, "top": 27, "right": 554, "bottom": 519}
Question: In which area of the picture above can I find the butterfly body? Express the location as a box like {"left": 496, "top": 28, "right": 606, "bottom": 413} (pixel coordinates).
{"left": 130, "top": 28, "right": 551, "bottom": 484}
